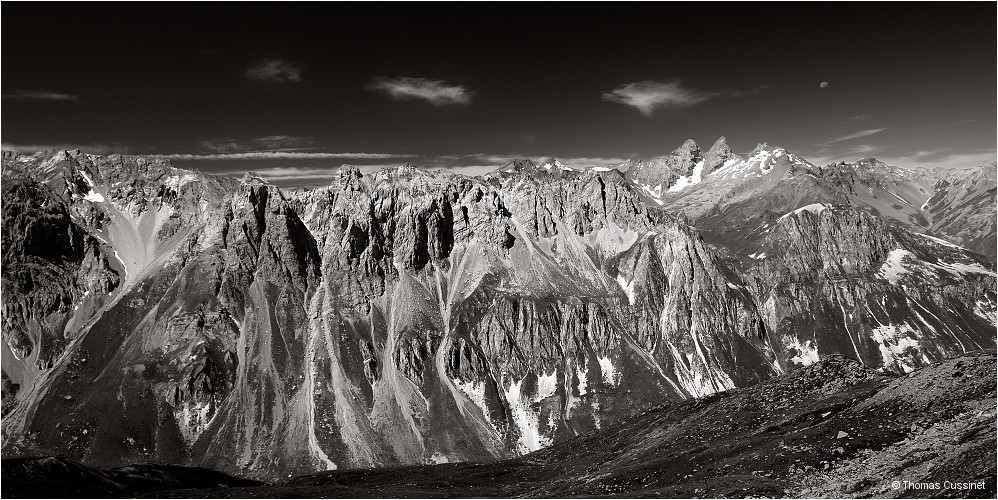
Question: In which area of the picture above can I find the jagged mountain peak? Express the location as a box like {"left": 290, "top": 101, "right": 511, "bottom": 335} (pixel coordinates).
{"left": 499, "top": 159, "right": 537, "bottom": 173}
{"left": 702, "top": 136, "right": 739, "bottom": 173}
{"left": 675, "top": 138, "right": 700, "bottom": 155}
{"left": 496, "top": 158, "right": 579, "bottom": 179}
{"left": 539, "top": 158, "right": 574, "bottom": 172}
{"left": 240, "top": 171, "right": 272, "bottom": 186}
{"left": 750, "top": 142, "right": 771, "bottom": 154}
{"left": 708, "top": 135, "right": 728, "bottom": 148}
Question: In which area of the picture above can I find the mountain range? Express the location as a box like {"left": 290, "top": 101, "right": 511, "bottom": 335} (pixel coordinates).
{"left": 1, "top": 142, "right": 994, "bottom": 482}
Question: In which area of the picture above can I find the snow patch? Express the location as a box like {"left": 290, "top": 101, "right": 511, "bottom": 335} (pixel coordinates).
{"left": 454, "top": 378, "right": 489, "bottom": 416}
{"left": 786, "top": 337, "right": 820, "bottom": 366}
{"left": 916, "top": 233, "right": 961, "bottom": 248}
{"left": 638, "top": 182, "right": 665, "bottom": 205}
{"left": 597, "top": 356, "right": 618, "bottom": 385}
{"left": 591, "top": 166, "right": 612, "bottom": 172}
{"left": 176, "top": 399, "right": 215, "bottom": 442}
{"left": 576, "top": 364, "right": 588, "bottom": 396}
{"left": 668, "top": 160, "right": 705, "bottom": 192}
{"left": 746, "top": 149, "right": 776, "bottom": 173}
{"left": 974, "top": 299, "right": 997, "bottom": 326}
{"left": 777, "top": 203, "right": 827, "bottom": 222}
{"left": 880, "top": 247, "right": 993, "bottom": 284}
{"left": 503, "top": 378, "right": 553, "bottom": 453}
{"left": 83, "top": 190, "right": 105, "bottom": 202}
{"left": 934, "top": 260, "right": 996, "bottom": 277}
{"left": 889, "top": 191, "right": 908, "bottom": 203}
{"left": 870, "top": 324, "right": 920, "bottom": 372}
{"left": 748, "top": 252, "right": 766, "bottom": 260}
{"left": 164, "top": 173, "right": 198, "bottom": 190}
{"left": 616, "top": 274, "right": 635, "bottom": 305}
{"left": 79, "top": 170, "right": 97, "bottom": 187}
{"left": 878, "top": 249, "right": 912, "bottom": 284}
{"left": 112, "top": 250, "right": 128, "bottom": 276}
{"left": 535, "top": 370, "right": 558, "bottom": 403}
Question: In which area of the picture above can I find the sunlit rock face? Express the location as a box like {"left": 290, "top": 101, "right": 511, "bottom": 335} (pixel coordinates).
{"left": 1, "top": 148, "right": 993, "bottom": 480}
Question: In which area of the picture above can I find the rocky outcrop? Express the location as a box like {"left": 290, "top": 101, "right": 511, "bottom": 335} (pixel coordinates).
{"left": 1, "top": 180, "right": 120, "bottom": 372}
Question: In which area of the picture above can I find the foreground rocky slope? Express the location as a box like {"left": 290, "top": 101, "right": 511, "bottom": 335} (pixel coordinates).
{"left": 6, "top": 351, "right": 993, "bottom": 498}
{"left": 1, "top": 148, "right": 994, "bottom": 481}
{"left": 1, "top": 457, "right": 261, "bottom": 498}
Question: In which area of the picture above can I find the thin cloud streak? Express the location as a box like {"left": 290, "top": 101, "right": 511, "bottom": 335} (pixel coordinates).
{"left": 155, "top": 152, "right": 414, "bottom": 161}
{"left": 367, "top": 77, "right": 472, "bottom": 105}
{"left": 825, "top": 128, "right": 887, "bottom": 143}
{"left": 215, "top": 164, "right": 405, "bottom": 181}
{"left": 3, "top": 89, "right": 81, "bottom": 101}
{"left": 1, "top": 142, "right": 127, "bottom": 154}
{"left": 553, "top": 157, "right": 629, "bottom": 169}
{"left": 245, "top": 59, "right": 303, "bottom": 83}
{"left": 426, "top": 154, "right": 629, "bottom": 170}
{"left": 805, "top": 144, "right": 877, "bottom": 165}
{"left": 879, "top": 150, "right": 997, "bottom": 171}
{"left": 199, "top": 135, "right": 314, "bottom": 153}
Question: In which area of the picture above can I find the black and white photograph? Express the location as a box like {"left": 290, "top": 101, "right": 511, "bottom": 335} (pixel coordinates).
{"left": 1, "top": 2, "right": 996, "bottom": 498}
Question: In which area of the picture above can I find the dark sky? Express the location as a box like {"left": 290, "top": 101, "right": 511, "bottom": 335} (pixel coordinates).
{"left": 3, "top": 2, "right": 995, "bottom": 184}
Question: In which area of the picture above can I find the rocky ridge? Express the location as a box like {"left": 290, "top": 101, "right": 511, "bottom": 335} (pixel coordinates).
{"left": 1, "top": 146, "right": 994, "bottom": 482}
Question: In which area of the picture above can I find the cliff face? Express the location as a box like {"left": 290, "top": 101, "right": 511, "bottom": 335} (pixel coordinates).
{"left": 1, "top": 149, "right": 993, "bottom": 480}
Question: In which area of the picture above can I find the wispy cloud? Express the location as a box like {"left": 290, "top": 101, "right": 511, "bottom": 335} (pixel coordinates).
{"left": 245, "top": 59, "right": 303, "bottom": 83}
{"left": 199, "top": 135, "right": 314, "bottom": 153}
{"left": 434, "top": 165, "right": 501, "bottom": 176}
{"left": 602, "top": 80, "right": 713, "bottom": 115}
{"left": 3, "top": 89, "right": 81, "bottom": 102}
{"left": 913, "top": 119, "right": 977, "bottom": 131}
{"left": 216, "top": 165, "right": 402, "bottom": 181}
{"left": 806, "top": 144, "right": 877, "bottom": 165}
{"left": 824, "top": 128, "right": 887, "bottom": 143}
{"left": 878, "top": 149, "right": 997, "bottom": 171}
{"left": 426, "top": 153, "right": 629, "bottom": 171}
{"left": 554, "top": 157, "right": 629, "bottom": 169}
{"left": 155, "top": 152, "right": 413, "bottom": 161}
{"left": 366, "top": 77, "right": 473, "bottom": 105}
{"left": 601, "top": 80, "right": 767, "bottom": 115}
{"left": 1, "top": 142, "right": 126, "bottom": 154}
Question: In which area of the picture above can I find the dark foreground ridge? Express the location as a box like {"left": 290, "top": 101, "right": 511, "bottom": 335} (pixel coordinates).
{"left": 4, "top": 350, "right": 995, "bottom": 499}
{"left": 0, "top": 456, "right": 261, "bottom": 498}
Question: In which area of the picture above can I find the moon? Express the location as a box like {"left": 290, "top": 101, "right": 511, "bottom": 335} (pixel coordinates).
{"left": 819, "top": 81, "right": 829, "bottom": 89}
